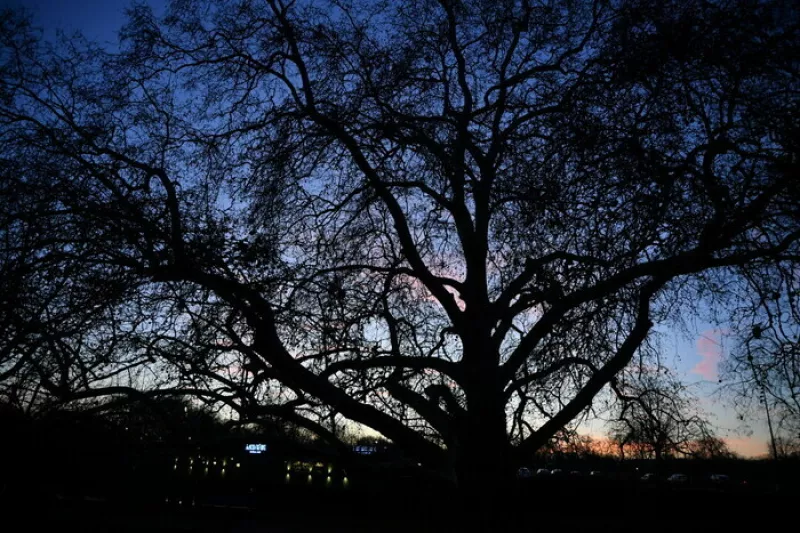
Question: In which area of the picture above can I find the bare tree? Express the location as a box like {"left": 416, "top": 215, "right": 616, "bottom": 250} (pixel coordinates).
{"left": 1, "top": 1, "right": 799, "bottom": 519}
{"left": 686, "top": 435, "right": 733, "bottom": 460}
{"left": 610, "top": 364, "right": 717, "bottom": 462}
{"left": 723, "top": 303, "right": 800, "bottom": 456}
{"left": 772, "top": 435, "right": 800, "bottom": 459}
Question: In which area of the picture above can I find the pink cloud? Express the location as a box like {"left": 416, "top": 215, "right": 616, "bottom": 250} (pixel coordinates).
{"left": 692, "top": 329, "right": 726, "bottom": 381}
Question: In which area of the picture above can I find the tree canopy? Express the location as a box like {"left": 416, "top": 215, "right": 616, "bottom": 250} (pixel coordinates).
{"left": 1, "top": 1, "right": 798, "bottom": 507}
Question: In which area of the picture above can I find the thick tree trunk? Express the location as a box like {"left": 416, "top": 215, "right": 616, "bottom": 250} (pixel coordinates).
{"left": 452, "top": 380, "right": 514, "bottom": 529}
{"left": 450, "top": 319, "right": 516, "bottom": 528}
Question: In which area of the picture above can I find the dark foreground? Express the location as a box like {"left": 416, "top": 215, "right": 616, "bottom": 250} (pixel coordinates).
{"left": 1, "top": 479, "right": 793, "bottom": 532}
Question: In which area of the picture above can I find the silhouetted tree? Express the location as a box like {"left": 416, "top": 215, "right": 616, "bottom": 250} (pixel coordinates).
{"left": 771, "top": 435, "right": 800, "bottom": 459}
{"left": 722, "top": 283, "right": 800, "bottom": 452}
{"left": 1, "top": 1, "right": 799, "bottom": 519}
{"left": 97, "top": 396, "right": 226, "bottom": 445}
{"left": 687, "top": 435, "right": 733, "bottom": 460}
{"left": 610, "top": 365, "right": 717, "bottom": 462}
{"left": 538, "top": 428, "right": 597, "bottom": 461}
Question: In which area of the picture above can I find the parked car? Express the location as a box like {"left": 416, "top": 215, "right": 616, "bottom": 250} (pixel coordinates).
{"left": 710, "top": 474, "right": 730, "bottom": 484}
{"left": 667, "top": 473, "right": 688, "bottom": 484}
{"left": 589, "top": 471, "right": 604, "bottom": 477}
{"left": 550, "top": 468, "right": 564, "bottom": 476}
{"left": 641, "top": 473, "right": 658, "bottom": 482}
{"left": 536, "top": 468, "right": 551, "bottom": 476}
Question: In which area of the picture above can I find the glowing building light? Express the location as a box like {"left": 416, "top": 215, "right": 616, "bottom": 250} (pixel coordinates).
{"left": 245, "top": 443, "right": 267, "bottom": 454}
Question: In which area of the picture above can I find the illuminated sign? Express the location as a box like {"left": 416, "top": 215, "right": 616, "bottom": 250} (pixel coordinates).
{"left": 353, "top": 445, "right": 377, "bottom": 455}
{"left": 245, "top": 443, "right": 267, "bottom": 454}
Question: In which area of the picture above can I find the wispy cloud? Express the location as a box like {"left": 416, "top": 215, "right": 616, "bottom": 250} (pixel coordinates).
{"left": 692, "top": 328, "right": 726, "bottom": 381}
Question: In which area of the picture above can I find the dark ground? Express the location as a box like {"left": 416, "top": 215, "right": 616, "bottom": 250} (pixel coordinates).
{"left": 1, "top": 478, "right": 792, "bottom": 532}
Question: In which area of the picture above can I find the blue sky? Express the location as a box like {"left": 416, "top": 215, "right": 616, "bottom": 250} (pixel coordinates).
{"left": 3, "top": 0, "right": 165, "bottom": 44}
{"left": 3, "top": 0, "right": 772, "bottom": 457}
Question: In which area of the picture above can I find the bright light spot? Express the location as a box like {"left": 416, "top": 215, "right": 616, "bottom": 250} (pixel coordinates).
{"left": 343, "top": 477, "right": 349, "bottom": 488}
{"left": 285, "top": 473, "right": 291, "bottom": 483}
{"left": 236, "top": 463, "right": 240, "bottom": 468}
{"left": 245, "top": 443, "right": 267, "bottom": 454}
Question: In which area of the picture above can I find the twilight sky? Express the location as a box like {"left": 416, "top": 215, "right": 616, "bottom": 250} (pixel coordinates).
{"left": 3, "top": 0, "right": 166, "bottom": 44}
{"left": 4, "top": 0, "right": 772, "bottom": 458}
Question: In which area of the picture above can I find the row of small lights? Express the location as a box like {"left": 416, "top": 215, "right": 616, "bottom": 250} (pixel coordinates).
{"left": 174, "top": 456, "right": 240, "bottom": 466}
{"left": 283, "top": 473, "right": 349, "bottom": 488}
{"left": 171, "top": 457, "right": 348, "bottom": 486}
{"left": 173, "top": 456, "right": 240, "bottom": 476}
{"left": 284, "top": 462, "right": 349, "bottom": 487}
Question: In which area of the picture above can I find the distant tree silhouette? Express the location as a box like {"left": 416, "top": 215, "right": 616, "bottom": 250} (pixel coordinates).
{"left": 610, "top": 364, "right": 718, "bottom": 462}
{"left": 536, "top": 428, "right": 597, "bottom": 460}
{"left": 1, "top": 0, "right": 798, "bottom": 520}
{"left": 771, "top": 435, "right": 800, "bottom": 459}
{"left": 687, "top": 435, "right": 734, "bottom": 460}
{"left": 95, "top": 396, "right": 226, "bottom": 446}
